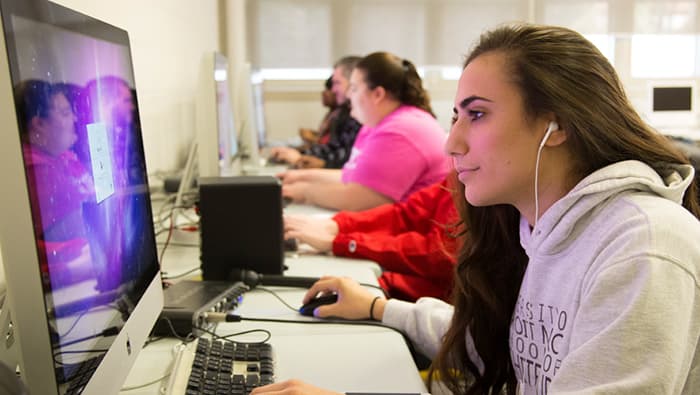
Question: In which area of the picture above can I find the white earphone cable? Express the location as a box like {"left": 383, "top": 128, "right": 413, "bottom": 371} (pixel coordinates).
{"left": 534, "top": 141, "right": 546, "bottom": 229}
{"left": 534, "top": 122, "right": 556, "bottom": 229}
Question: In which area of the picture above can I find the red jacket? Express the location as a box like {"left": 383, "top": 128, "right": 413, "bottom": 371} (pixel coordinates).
{"left": 331, "top": 178, "right": 461, "bottom": 302}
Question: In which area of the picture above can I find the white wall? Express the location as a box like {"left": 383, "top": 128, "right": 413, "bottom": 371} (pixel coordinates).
{"left": 261, "top": 74, "right": 458, "bottom": 142}
{"left": 52, "top": 0, "right": 220, "bottom": 173}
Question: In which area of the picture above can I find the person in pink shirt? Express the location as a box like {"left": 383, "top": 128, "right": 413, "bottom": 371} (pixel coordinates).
{"left": 15, "top": 80, "right": 94, "bottom": 286}
{"left": 280, "top": 52, "right": 448, "bottom": 211}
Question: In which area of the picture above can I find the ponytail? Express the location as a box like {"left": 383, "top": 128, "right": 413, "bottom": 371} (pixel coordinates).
{"left": 356, "top": 52, "right": 435, "bottom": 117}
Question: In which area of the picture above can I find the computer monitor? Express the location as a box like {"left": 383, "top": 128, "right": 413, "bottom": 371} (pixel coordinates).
{"left": 0, "top": 0, "right": 163, "bottom": 394}
{"left": 644, "top": 81, "right": 698, "bottom": 134}
{"left": 173, "top": 140, "right": 199, "bottom": 211}
{"left": 196, "top": 51, "right": 239, "bottom": 177}
{"left": 654, "top": 86, "right": 693, "bottom": 111}
{"left": 251, "top": 74, "right": 268, "bottom": 150}
{"left": 236, "top": 62, "right": 262, "bottom": 166}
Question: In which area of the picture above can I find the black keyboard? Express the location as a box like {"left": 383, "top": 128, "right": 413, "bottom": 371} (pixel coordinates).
{"left": 59, "top": 353, "right": 105, "bottom": 394}
{"left": 185, "top": 338, "right": 274, "bottom": 395}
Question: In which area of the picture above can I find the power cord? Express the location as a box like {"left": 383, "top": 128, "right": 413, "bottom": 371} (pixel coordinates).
{"left": 161, "top": 266, "right": 201, "bottom": 281}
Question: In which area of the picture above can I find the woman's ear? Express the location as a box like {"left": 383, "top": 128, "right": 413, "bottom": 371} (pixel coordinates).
{"left": 544, "top": 126, "right": 567, "bottom": 147}
{"left": 371, "top": 85, "right": 387, "bottom": 103}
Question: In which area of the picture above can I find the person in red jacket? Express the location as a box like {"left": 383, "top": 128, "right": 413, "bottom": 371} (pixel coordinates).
{"left": 284, "top": 174, "right": 462, "bottom": 302}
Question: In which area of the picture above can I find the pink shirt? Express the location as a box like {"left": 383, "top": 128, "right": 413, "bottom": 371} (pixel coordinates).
{"left": 341, "top": 105, "right": 448, "bottom": 201}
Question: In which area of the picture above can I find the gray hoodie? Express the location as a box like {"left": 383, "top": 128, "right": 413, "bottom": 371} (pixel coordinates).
{"left": 383, "top": 160, "right": 700, "bottom": 394}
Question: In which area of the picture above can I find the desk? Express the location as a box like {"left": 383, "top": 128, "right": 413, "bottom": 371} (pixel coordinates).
{"left": 285, "top": 202, "right": 337, "bottom": 218}
{"left": 122, "top": 204, "right": 426, "bottom": 394}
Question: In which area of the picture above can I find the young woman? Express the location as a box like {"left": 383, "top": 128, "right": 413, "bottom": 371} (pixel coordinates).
{"left": 279, "top": 52, "right": 449, "bottom": 211}
{"left": 253, "top": 24, "right": 700, "bottom": 395}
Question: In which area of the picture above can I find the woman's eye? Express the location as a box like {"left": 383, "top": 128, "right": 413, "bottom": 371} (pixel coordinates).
{"left": 468, "top": 110, "right": 484, "bottom": 121}
{"left": 450, "top": 115, "right": 458, "bottom": 125}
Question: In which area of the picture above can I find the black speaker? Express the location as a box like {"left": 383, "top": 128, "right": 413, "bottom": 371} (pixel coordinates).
{"left": 198, "top": 176, "right": 284, "bottom": 280}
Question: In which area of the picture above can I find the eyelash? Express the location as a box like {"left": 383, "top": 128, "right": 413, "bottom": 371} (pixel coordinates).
{"left": 452, "top": 110, "right": 484, "bottom": 125}
{"left": 468, "top": 110, "right": 484, "bottom": 121}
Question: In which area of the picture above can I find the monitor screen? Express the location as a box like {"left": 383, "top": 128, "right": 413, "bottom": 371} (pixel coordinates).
{"left": 251, "top": 73, "right": 267, "bottom": 149}
{"left": 196, "top": 51, "right": 239, "bottom": 177}
{"left": 215, "top": 52, "right": 239, "bottom": 165}
{"left": 0, "top": 0, "right": 162, "bottom": 393}
{"left": 653, "top": 86, "right": 693, "bottom": 112}
{"left": 236, "top": 62, "right": 261, "bottom": 166}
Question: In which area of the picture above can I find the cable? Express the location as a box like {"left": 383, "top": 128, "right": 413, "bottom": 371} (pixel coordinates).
{"left": 53, "top": 349, "right": 109, "bottom": 363}
{"left": 52, "top": 326, "right": 120, "bottom": 349}
{"left": 534, "top": 121, "right": 557, "bottom": 229}
{"left": 199, "top": 285, "right": 404, "bottom": 339}
{"left": 252, "top": 284, "right": 387, "bottom": 313}
{"left": 231, "top": 269, "right": 389, "bottom": 298}
{"left": 193, "top": 325, "right": 272, "bottom": 344}
{"left": 57, "top": 305, "right": 116, "bottom": 339}
{"left": 254, "top": 286, "right": 299, "bottom": 311}
{"left": 57, "top": 308, "right": 91, "bottom": 339}
{"left": 156, "top": 316, "right": 197, "bottom": 344}
{"left": 358, "top": 283, "right": 388, "bottom": 298}
{"left": 534, "top": 140, "right": 546, "bottom": 228}
{"left": 119, "top": 372, "right": 170, "bottom": 392}
{"left": 158, "top": 208, "right": 176, "bottom": 266}
{"left": 161, "top": 266, "right": 201, "bottom": 280}
{"left": 156, "top": 241, "right": 199, "bottom": 248}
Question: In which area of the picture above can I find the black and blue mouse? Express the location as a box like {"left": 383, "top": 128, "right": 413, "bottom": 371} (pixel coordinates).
{"left": 298, "top": 294, "right": 338, "bottom": 317}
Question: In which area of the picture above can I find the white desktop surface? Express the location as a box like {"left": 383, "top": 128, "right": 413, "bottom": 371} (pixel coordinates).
{"left": 122, "top": 203, "right": 425, "bottom": 394}
{"left": 241, "top": 163, "right": 289, "bottom": 177}
{"left": 285, "top": 202, "right": 337, "bottom": 218}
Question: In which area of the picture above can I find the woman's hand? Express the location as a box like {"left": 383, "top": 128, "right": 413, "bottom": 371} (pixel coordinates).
{"left": 276, "top": 169, "right": 308, "bottom": 185}
{"left": 250, "top": 379, "right": 342, "bottom": 395}
{"left": 296, "top": 155, "right": 326, "bottom": 169}
{"left": 281, "top": 182, "right": 310, "bottom": 204}
{"left": 303, "top": 276, "right": 385, "bottom": 320}
{"left": 284, "top": 215, "right": 338, "bottom": 253}
{"left": 269, "top": 147, "right": 301, "bottom": 165}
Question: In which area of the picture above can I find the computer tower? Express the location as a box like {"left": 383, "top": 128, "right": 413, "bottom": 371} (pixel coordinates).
{"left": 198, "top": 176, "right": 284, "bottom": 279}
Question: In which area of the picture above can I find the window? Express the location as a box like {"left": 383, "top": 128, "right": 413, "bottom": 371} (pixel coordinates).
{"left": 631, "top": 34, "right": 696, "bottom": 78}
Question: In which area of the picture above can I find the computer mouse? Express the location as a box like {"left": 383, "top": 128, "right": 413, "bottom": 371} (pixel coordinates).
{"left": 283, "top": 237, "right": 298, "bottom": 252}
{"left": 298, "top": 294, "right": 338, "bottom": 317}
{"left": 268, "top": 155, "right": 286, "bottom": 165}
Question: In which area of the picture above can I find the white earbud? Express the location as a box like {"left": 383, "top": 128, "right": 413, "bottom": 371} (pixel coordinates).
{"left": 534, "top": 120, "right": 558, "bottom": 228}
{"left": 539, "top": 121, "right": 559, "bottom": 148}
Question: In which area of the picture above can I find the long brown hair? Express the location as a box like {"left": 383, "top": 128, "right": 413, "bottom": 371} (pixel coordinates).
{"left": 355, "top": 51, "right": 435, "bottom": 117}
{"left": 430, "top": 23, "right": 700, "bottom": 395}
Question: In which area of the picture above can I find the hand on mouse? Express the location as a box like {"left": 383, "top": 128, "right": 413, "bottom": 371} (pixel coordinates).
{"left": 281, "top": 182, "right": 310, "bottom": 205}
{"left": 276, "top": 169, "right": 305, "bottom": 184}
{"left": 296, "top": 155, "right": 325, "bottom": 169}
{"left": 283, "top": 214, "right": 337, "bottom": 253}
{"left": 303, "top": 276, "right": 385, "bottom": 320}
{"left": 251, "top": 379, "right": 342, "bottom": 395}
{"left": 268, "top": 147, "right": 301, "bottom": 165}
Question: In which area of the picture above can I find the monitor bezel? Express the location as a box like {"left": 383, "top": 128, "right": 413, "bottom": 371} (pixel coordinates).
{"left": 0, "top": 0, "right": 163, "bottom": 393}
{"left": 236, "top": 62, "right": 261, "bottom": 166}
{"left": 196, "top": 51, "right": 241, "bottom": 178}
{"left": 644, "top": 80, "right": 698, "bottom": 133}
